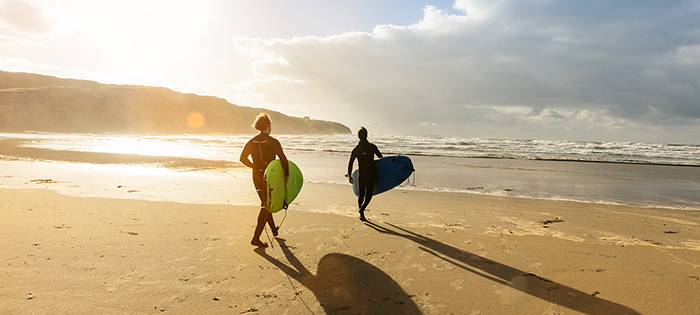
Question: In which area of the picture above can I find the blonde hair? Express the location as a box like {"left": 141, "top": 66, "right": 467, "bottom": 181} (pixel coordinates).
{"left": 252, "top": 113, "right": 271, "bottom": 131}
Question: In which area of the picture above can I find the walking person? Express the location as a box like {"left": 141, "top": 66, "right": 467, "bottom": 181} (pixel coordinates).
{"left": 347, "top": 127, "right": 383, "bottom": 221}
{"left": 240, "top": 113, "right": 289, "bottom": 247}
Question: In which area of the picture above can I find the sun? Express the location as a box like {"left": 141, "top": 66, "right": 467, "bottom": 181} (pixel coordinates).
{"left": 56, "top": 1, "right": 213, "bottom": 79}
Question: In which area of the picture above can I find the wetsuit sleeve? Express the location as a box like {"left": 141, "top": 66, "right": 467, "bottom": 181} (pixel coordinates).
{"left": 239, "top": 140, "right": 254, "bottom": 169}
{"left": 348, "top": 147, "right": 357, "bottom": 176}
{"left": 273, "top": 138, "right": 289, "bottom": 177}
{"left": 374, "top": 144, "right": 383, "bottom": 159}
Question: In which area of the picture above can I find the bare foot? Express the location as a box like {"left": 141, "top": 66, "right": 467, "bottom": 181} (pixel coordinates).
{"left": 251, "top": 239, "right": 268, "bottom": 247}
{"left": 271, "top": 226, "right": 279, "bottom": 237}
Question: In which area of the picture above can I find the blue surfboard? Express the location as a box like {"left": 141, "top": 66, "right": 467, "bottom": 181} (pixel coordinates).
{"left": 352, "top": 155, "right": 414, "bottom": 196}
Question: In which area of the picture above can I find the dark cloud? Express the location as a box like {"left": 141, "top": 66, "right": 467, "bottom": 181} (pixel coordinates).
{"left": 236, "top": 1, "right": 700, "bottom": 142}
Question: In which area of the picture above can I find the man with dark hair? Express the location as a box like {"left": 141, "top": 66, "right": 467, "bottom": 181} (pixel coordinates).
{"left": 347, "top": 127, "right": 383, "bottom": 221}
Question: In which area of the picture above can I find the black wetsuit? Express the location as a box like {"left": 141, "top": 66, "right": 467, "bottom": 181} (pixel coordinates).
{"left": 240, "top": 133, "right": 289, "bottom": 206}
{"left": 348, "top": 140, "right": 383, "bottom": 211}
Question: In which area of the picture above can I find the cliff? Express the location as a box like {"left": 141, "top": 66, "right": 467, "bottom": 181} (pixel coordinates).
{"left": 0, "top": 71, "right": 350, "bottom": 135}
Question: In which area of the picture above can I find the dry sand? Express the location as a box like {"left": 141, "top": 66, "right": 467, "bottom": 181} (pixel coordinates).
{"left": 2, "top": 182, "right": 700, "bottom": 314}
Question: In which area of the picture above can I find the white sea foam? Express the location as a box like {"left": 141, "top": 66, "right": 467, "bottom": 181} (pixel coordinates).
{"left": 6, "top": 132, "right": 699, "bottom": 166}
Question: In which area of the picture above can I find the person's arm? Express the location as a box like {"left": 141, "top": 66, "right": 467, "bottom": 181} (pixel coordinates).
{"left": 273, "top": 138, "right": 290, "bottom": 179}
{"left": 239, "top": 142, "right": 254, "bottom": 169}
{"left": 347, "top": 148, "right": 356, "bottom": 184}
{"left": 374, "top": 144, "right": 383, "bottom": 159}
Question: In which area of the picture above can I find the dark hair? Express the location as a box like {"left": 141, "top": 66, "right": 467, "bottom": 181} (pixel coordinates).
{"left": 358, "top": 126, "right": 368, "bottom": 141}
{"left": 252, "top": 113, "right": 271, "bottom": 131}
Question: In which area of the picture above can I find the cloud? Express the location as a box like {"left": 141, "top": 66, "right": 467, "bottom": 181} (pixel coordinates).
{"left": 231, "top": 0, "right": 700, "bottom": 142}
{"left": 1, "top": 0, "right": 696, "bottom": 143}
{"left": 0, "top": 33, "right": 40, "bottom": 48}
{"left": 0, "top": 0, "right": 49, "bottom": 34}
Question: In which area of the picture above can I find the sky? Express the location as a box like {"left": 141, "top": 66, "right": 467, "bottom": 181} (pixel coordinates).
{"left": 1, "top": 0, "right": 699, "bottom": 144}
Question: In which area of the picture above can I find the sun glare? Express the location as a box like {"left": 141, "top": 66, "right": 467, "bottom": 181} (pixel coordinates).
{"left": 56, "top": 1, "right": 213, "bottom": 78}
{"left": 98, "top": 138, "right": 188, "bottom": 157}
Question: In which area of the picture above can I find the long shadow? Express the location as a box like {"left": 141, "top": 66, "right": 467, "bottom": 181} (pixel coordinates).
{"left": 365, "top": 221, "right": 641, "bottom": 315}
{"left": 255, "top": 238, "right": 422, "bottom": 314}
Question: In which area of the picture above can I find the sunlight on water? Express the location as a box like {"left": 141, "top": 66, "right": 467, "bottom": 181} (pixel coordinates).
{"left": 94, "top": 137, "right": 189, "bottom": 157}
{"left": 5, "top": 133, "right": 249, "bottom": 160}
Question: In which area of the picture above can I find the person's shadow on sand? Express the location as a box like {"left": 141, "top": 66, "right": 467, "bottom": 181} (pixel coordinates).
{"left": 255, "top": 238, "right": 422, "bottom": 314}
{"left": 365, "top": 221, "right": 641, "bottom": 315}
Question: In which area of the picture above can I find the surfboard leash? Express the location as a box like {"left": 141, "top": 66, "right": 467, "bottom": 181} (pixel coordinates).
{"left": 281, "top": 207, "right": 288, "bottom": 226}
{"left": 399, "top": 169, "right": 417, "bottom": 188}
{"left": 263, "top": 211, "right": 275, "bottom": 250}
{"left": 263, "top": 226, "right": 274, "bottom": 250}
{"left": 278, "top": 180, "right": 290, "bottom": 229}
{"left": 285, "top": 270, "right": 315, "bottom": 315}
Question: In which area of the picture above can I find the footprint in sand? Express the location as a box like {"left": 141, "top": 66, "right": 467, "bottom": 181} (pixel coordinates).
{"left": 199, "top": 239, "right": 220, "bottom": 257}
{"left": 449, "top": 279, "right": 464, "bottom": 290}
{"left": 102, "top": 276, "right": 135, "bottom": 293}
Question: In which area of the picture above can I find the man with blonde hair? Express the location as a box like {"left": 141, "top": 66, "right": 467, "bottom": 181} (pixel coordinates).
{"left": 240, "top": 113, "right": 289, "bottom": 247}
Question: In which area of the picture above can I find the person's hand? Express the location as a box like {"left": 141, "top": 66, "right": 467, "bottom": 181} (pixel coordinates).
{"left": 348, "top": 176, "right": 354, "bottom": 184}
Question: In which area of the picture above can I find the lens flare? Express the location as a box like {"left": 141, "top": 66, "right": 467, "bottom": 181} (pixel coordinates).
{"left": 187, "top": 112, "right": 205, "bottom": 129}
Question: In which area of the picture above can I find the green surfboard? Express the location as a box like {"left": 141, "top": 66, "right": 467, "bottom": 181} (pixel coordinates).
{"left": 264, "top": 160, "right": 303, "bottom": 213}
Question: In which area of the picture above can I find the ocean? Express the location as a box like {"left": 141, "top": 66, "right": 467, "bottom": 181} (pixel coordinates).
{"left": 6, "top": 132, "right": 700, "bottom": 165}
{"left": 2, "top": 132, "right": 699, "bottom": 210}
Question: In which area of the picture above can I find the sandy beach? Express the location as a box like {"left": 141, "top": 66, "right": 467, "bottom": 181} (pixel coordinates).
{"left": 2, "top": 177, "right": 700, "bottom": 314}
{"left": 2, "top": 1, "right": 699, "bottom": 313}
{"left": 1, "top": 135, "right": 700, "bottom": 314}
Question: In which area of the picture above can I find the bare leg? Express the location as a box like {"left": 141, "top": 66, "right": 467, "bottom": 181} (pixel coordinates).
{"left": 251, "top": 173, "right": 271, "bottom": 246}
{"left": 267, "top": 212, "right": 278, "bottom": 236}
{"left": 251, "top": 206, "right": 269, "bottom": 247}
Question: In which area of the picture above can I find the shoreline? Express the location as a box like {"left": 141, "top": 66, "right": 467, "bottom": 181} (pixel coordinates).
{"left": 3, "top": 158, "right": 700, "bottom": 213}
{"left": 293, "top": 147, "right": 700, "bottom": 167}
{"left": 2, "top": 186, "right": 699, "bottom": 314}
{"left": 2, "top": 133, "right": 700, "bottom": 210}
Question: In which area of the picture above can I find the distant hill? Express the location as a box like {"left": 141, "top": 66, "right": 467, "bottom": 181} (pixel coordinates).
{"left": 0, "top": 71, "right": 350, "bottom": 135}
